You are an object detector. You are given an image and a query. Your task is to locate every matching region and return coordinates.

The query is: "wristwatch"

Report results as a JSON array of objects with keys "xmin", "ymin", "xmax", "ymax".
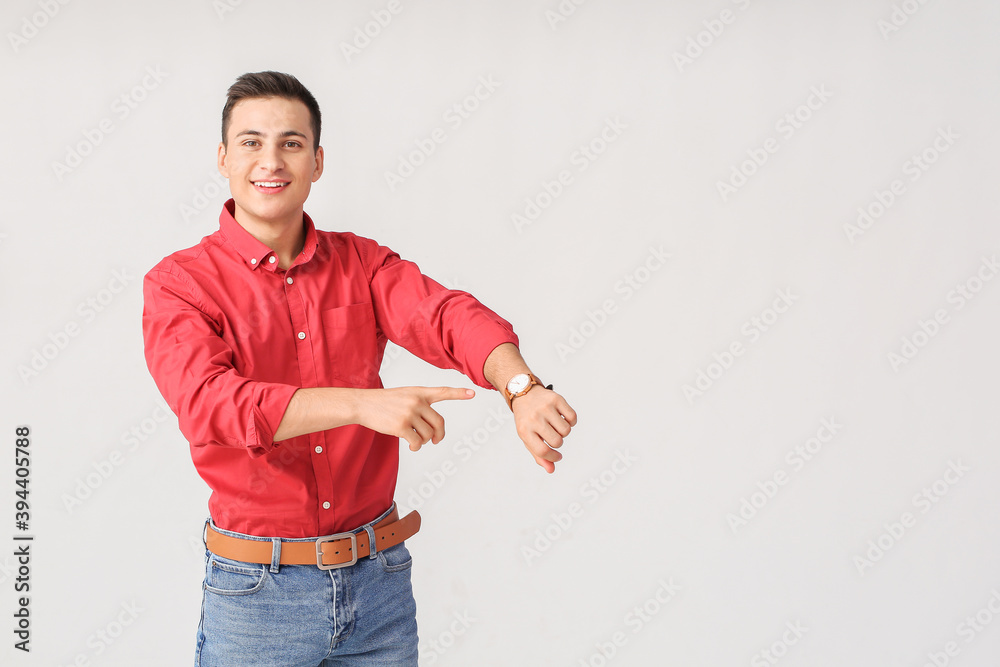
[{"xmin": 503, "ymin": 373, "xmax": 546, "ymax": 410}]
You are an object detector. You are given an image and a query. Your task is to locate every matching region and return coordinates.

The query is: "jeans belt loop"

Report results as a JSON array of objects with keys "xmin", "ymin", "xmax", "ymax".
[
  {"xmin": 270, "ymin": 537, "xmax": 282, "ymax": 573},
  {"xmin": 363, "ymin": 524, "xmax": 378, "ymax": 560}
]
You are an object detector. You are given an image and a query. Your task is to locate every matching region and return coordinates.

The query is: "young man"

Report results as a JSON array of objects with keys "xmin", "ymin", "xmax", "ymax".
[{"xmin": 142, "ymin": 71, "xmax": 576, "ymax": 665}]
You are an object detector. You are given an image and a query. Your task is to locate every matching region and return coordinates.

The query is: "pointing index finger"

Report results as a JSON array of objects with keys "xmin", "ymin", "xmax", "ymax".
[{"xmin": 427, "ymin": 386, "xmax": 476, "ymax": 403}]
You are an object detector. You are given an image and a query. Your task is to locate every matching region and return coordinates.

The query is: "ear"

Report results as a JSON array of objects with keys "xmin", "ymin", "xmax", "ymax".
[
  {"xmin": 311, "ymin": 145, "xmax": 324, "ymax": 183},
  {"xmin": 217, "ymin": 142, "xmax": 229, "ymax": 179}
]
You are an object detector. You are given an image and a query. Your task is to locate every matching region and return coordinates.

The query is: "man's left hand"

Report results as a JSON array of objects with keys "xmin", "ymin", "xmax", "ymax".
[{"xmin": 511, "ymin": 387, "xmax": 577, "ymax": 474}]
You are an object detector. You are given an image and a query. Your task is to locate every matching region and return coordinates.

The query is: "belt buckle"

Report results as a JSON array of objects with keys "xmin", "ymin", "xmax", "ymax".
[{"xmin": 315, "ymin": 532, "xmax": 358, "ymax": 570}]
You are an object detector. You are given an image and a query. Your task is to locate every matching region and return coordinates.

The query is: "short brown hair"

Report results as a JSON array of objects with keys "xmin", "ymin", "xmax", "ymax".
[{"xmin": 221, "ymin": 71, "xmax": 321, "ymax": 151}]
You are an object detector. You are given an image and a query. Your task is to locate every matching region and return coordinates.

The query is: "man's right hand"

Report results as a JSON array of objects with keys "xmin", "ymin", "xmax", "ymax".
[{"xmin": 353, "ymin": 386, "xmax": 475, "ymax": 451}]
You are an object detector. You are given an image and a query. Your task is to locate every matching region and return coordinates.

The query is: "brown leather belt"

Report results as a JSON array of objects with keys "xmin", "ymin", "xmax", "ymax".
[{"xmin": 205, "ymin": 507, "xmax": 420, "ymax": 570}]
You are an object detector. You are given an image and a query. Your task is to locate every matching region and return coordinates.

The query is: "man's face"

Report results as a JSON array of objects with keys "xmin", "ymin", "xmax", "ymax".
[{"xmin": 217, "ymin": 96, "xmax": 323, "ymax": 228}]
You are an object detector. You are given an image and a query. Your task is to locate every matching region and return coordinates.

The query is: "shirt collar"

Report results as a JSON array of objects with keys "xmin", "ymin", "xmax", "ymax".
[{"xmin": 218, "ymin": 199, "xmax": 318, "ymax": 272}]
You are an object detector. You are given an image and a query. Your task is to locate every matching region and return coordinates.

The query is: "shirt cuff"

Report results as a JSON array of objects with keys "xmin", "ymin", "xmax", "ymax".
[
  {"xmin": 467, "ymin": 325, "xmax": 520, "ymax": 390},
  {"xmin": 246, "ymin": 382, "xmax": 300, "ymax": 457}
]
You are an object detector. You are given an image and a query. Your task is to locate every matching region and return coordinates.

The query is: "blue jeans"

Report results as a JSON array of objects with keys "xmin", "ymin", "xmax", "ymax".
[{"xmin": 195, "ymin": 504, "xmax": 418, "ymax": 666}]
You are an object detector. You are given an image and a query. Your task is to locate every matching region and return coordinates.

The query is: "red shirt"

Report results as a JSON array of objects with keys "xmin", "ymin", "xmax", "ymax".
[{"xmin": 142, "ymin": 200, "xmax": 518, "ymax": 537}]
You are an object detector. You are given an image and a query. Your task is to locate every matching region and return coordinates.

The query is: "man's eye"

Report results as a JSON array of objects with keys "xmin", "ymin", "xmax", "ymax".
[
  {"xmin": 284, "ymin": 141, "xmax": 301, "ymax": 148},
  {"xmin": 242, "ymin": 140, "xmax": 259, "ymax": 147}
]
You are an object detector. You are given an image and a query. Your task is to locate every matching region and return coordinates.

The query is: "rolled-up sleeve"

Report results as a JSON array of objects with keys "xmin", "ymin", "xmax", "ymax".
[
  {"xmin": 360, "ymin": 238, "xmax": 519, "ymax": 389},
  {"xmin": 142, "ymin": 266, "xmax": 299, "ymax": 457}
]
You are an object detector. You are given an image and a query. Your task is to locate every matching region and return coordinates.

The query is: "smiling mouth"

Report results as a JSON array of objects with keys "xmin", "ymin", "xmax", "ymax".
[{"xmin": 252, "ymin": 180, "xmax": 290, "ymax": 192}]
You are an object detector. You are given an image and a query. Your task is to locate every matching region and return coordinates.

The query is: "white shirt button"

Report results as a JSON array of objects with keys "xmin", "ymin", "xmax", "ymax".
[
  {"xmin": 250, "ymin": 258, "xmax": 257, "ymax": 265},
  {"xmin": 286, "ymin": 277, "xmax": 293, "ymax": 285},
  {"xmin": 314, "ymin": 446, "xmax": 323, "ymax": 454},
  {"xmin": 322, "ymin": 502, "xmax": 331, "ymax": 509},
  {"xmin": 268, "ymin": 256, "xmax": 276, "ymax": 264},
  {"xmin": 297, "ymin": 332, "xmax": 306, "ymax": 340}
]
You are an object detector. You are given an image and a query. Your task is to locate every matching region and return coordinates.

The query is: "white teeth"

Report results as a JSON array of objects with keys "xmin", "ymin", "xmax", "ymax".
[{"xmin": 254, "ymin": 182, "xmax": 286, "ymax": 187}]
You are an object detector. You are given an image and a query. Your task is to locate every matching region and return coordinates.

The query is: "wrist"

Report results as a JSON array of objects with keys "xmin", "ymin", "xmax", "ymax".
[
  {"xmin": 343, "ymin": 387, "xmax": 364, "ymax": 426},
  {"xmin": 503, "ymin": 372, "xmax": 544, "ymax": 411}
]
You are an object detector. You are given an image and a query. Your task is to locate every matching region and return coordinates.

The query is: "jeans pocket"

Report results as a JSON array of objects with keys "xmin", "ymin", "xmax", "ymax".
[
  {"xmin": 377, "ymin": 541, "xmax": 413, "ymax": 573},
  {"xmin": 204, "ymin": 553, "xmax": 267, "ymax": 596}
]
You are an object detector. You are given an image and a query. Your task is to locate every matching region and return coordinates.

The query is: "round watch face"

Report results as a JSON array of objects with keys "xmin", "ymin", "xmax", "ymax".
[{"xmin": 507, "ymin": 374, "xmax": 530, "ymax": 394}]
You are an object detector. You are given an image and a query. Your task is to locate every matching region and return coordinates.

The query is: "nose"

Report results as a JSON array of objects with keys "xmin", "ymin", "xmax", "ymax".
[{"xmin": 258, "ymin": 144, "xmax": 285, "ymax": 172}]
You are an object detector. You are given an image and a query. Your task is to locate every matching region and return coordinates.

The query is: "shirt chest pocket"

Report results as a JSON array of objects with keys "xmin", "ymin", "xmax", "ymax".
[{"xmin": 320, "ymin": 302, "xmax": 380, "ymax": 386}]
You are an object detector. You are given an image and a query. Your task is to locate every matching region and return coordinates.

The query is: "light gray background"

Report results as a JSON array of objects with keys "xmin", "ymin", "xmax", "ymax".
[{"xmin": 3, "ymin": 1, "xmax": 999, "ymax": 665}]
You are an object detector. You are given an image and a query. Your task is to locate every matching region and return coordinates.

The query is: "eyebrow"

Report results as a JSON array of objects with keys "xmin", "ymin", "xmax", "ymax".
[{"xmin": 235, "ymin": 129, "xmax": 308, "ymax": 141}]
